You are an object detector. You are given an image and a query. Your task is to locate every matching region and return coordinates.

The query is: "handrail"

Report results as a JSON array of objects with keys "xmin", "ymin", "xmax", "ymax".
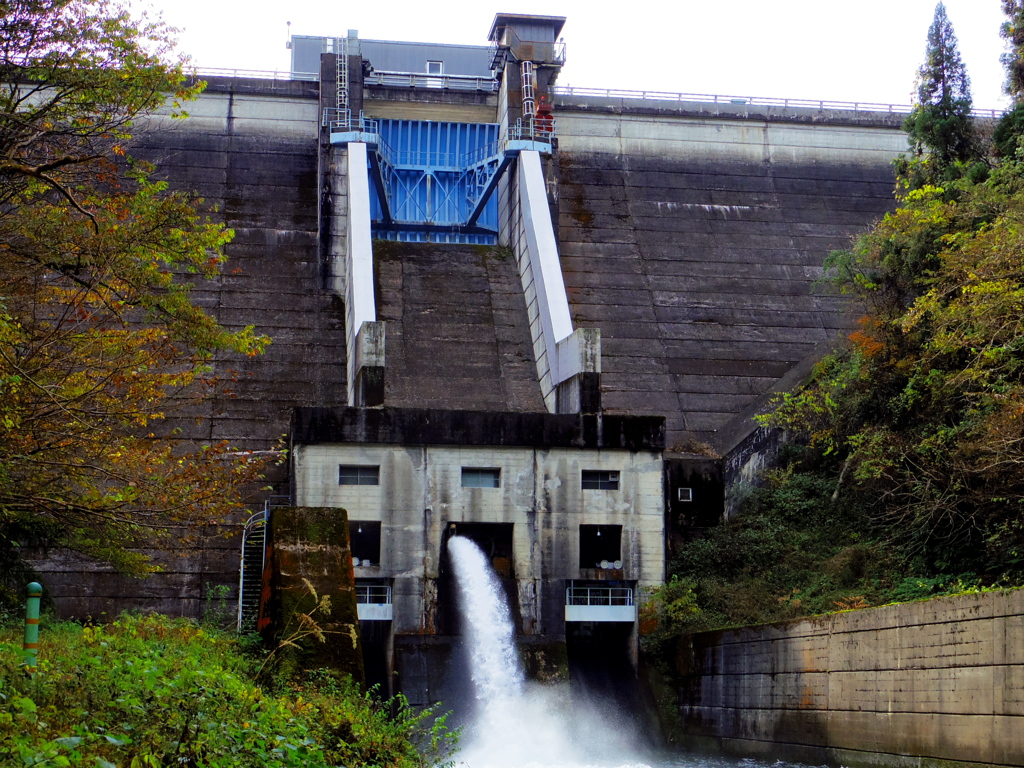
[
  {"xmin": 192, "ymin": 67, "xmax": 318, "ymax": 82},
  {"xmin": 508, "ymin": 116, "xmax": 554, "ymax": 144},
  {"xmin": 236, "ymin": 508, "xmax": 268, "ymax": 631},
  {"xmin": 323, "ymin": 108, "xmax": 379, "ymax": 134},
  {"xmin": 365, "ymin": 70, "xmax": 498, "ymax": 92},
  {"xmin": 566, "ymin": 586, "xmax": 634, "ymax": 606},
  {"xmin": 188, "ymin": 67, "xmax": 1004, "ymax": 118},
  {"xmin": 551, "ymin": 85, "xmax": 1003, "ymax": 119},
  {"xmin": 356, "ymin": 584, "xmax": 392, "ymax": 604},
  {"xmin": 464, "ymin": 139, "xmax": 502, "ymax": 167}
]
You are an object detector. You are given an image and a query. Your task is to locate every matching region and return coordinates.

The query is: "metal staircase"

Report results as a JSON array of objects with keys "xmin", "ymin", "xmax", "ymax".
[{"xmin": 237, "ymin": 508, "xmax": 267, "ymax": 632}]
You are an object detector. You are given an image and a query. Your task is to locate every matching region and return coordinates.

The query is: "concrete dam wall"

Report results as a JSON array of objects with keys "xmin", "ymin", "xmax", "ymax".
[
  {"xmin": 22, "ymin": 19, "xmax": 1021, "ymax": 757},
  {"xmin": 672, "ymin": 589, "xmax": 1024, "ymax": 768},
  {"xmin": 374, "ymin": 242, "xmax": 546, "ymax": 412},
  {"xmin": 29, "ymin": 75, "xmax": 906, "ymax": 626},
  {"xmin": 553, "ymin": 101, "xmax": 905, "ymax": 450}
]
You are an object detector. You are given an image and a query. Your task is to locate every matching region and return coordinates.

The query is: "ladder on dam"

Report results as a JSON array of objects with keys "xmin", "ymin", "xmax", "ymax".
[
  {"xmin": 237, "ymin": 508, "xmax": 267, "ymax": 632},
  {"xmin": 336, "ymin": 37, "xmax": 350, "ymax": 129}
]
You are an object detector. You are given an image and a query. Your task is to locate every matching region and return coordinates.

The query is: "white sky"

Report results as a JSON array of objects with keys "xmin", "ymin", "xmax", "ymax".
[{"xmin": 144, "ymin": 0, "xmax": 1009, "ymax": 110}]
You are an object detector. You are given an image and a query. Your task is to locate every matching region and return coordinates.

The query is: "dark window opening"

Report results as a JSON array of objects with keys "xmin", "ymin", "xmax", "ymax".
[
  {"xmin": 426, "ymin": 60, "xmax": 443, "ymax": 75},
  {"xmin": 438, "ymin": 522, "xmax": 518, "ymax": 636},
  {"xmin": 566, "ymin": 621, "xmax": 637, "ymax": 709},
  {"xmin": 350, "ymin": 521, "xmax": 381, "ymax": 566},
  {"xmin": 582, "ymin": 470, "xmax": 619, "ymax": 490},
  {"xmin": 340, "ymin": 465, "xmax": 380, "ymax": 486},
  {"xmin": 579, "ymin": 524, "xmax": 622, "ymax": 568},
  {"xmin": 678, "ymin": 487, "xmax": 693, "ymax": 502},
  {"xmin": 446, "ymin": 522, "xmax": 514, "ymax": 578},
  {"xmin": 462, "ymin": 467, "xmax": 501, "ymax": 488}
]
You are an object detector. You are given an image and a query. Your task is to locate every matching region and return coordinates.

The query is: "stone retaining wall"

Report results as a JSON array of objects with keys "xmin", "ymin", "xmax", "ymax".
[{"xmin": 674, "ymin": 589, "xmax": 1024, "ymax": 768}]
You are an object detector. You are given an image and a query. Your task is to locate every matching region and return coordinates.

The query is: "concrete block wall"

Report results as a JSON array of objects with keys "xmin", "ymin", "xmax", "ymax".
[
  {"xmin": 323, "ymin": 148, "xmax": 348, "ymax": 297},
  {"xmin": 675, "ymin": 589, "xmax": 1024, "ymax": 768},
  {"xmin": 554, "ymin": 104, "xmax": 909, "ymax": 165},
  {"xmin": 265, "ymin": 507, "xmax": 365, "ymax": 683},
  {"xmin": 135, "ymin": 79, "xmax": 345, "ymax": 448},
  {"xmin": 553, "ymin": 99, "xmax": 906, "ymax": 451},
  {"xmin": 27, "ymin": 531, "xmax": 240, "ymax": 620},
  {"xmin": 292, "ymin": 442, "xmax": 664, "ymax": 636},
  {"xmin": 363, "ymin": 85, "xmax": 498, "ymax": 124},
  {"xmin": 373, "ymin": 242, "xmax": 546, "ymax": 413}
]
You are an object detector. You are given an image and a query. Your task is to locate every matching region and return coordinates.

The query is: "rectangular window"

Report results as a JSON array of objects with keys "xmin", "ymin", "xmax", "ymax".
[
  {"xmin": 462, "ymin": 467, "xmax": 500, "ymax": 488},
  {"xmin": 339, "ymin": 465, "xmax": 380, "ymax": 486},
  {"xmin": 426, "ymin": 60, "xmax": 443, "ymax": 75},
  {"xmin": 582, "ymin": 470, "xmax": 619, "ymax": 490}
]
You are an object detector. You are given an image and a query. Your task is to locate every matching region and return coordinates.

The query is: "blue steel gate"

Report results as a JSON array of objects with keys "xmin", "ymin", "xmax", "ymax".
[{"xmin": 369, "ymin": 119, "xmax": 501, "ymax": 244}]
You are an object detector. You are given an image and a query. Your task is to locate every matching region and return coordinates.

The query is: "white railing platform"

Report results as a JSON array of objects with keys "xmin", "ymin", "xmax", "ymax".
[
  {"xmin": 365, "ymin": 71, "xmax": 498, "ymax": 92},
  {"xmin": 565, "ymin": 586, "xmax": 635, "ymax": 623},
  {"xmin": 193, "ymin": 67, "xmax": 318, "ymax": 81},
  {"xmin": 356, "ymin": 584, "xmax": 392, "ymax": 621}
]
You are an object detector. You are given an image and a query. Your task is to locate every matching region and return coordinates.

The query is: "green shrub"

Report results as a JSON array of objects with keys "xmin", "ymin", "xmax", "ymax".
[
  {"xmin": 0, "ymin": 614, "xmax": 456, "ymax": 768},
  {"xmin": 655, "ymin": 446, "xmax": 1024, "ymax": 639},
  {"xmin": 665, "ymin": 452, "xmax": 900, "ymax": 631}
]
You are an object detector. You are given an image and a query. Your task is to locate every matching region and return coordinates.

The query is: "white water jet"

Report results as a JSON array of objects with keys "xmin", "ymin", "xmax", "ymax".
[{"xmin": 447, "ymin": 535, "xmax": 650, "ymax": 768}]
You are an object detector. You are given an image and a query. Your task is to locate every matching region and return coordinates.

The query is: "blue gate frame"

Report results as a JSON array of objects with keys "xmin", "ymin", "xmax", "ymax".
[{"xmin": 328, "ymin": 113, "xmax": 553, "ymax": 245}]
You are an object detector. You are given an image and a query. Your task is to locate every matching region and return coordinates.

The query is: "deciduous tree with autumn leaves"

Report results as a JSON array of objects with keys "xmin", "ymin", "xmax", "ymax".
[
  {"xmin": 762, "ymin": 5, "xmax": 1024, "ymax": 580},
  {"xmin": 0, "ymin": 0, "xmax": 271, "ymax": 589},
  {"xmin": 656, "ymin": 7, "xmax": 1024, "ymax": 633}
]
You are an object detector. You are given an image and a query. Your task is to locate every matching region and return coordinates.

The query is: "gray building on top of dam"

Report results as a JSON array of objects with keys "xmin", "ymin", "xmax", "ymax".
[{"xmin": 29, "ymin": 13, "xmax": 909, "ymax": 697}]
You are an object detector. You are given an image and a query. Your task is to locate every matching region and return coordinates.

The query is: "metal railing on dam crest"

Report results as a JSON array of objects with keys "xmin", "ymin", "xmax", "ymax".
[{"xmin": 190, "ymin": 67, "xmax": 1004, "ymax": 119}]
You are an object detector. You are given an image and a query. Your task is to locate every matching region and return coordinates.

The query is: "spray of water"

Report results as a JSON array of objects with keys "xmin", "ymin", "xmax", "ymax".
[{"xmin": 447, "ymin": 535, "xmax": 650, "ymax": 768}]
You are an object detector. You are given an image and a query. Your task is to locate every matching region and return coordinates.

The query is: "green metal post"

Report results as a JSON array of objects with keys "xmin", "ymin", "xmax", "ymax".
[{"xmin": 23, "ymin": 582, "xmax": 42, "ymax": 675}]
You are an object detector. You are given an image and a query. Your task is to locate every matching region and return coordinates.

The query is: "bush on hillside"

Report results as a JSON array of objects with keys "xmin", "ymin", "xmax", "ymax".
[{"xmin": 645, "ymin": 447, "xmax": 1020, "ymax": 637}]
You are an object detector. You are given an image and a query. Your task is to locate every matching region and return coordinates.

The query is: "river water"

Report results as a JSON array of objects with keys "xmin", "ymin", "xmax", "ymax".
[{"xmin": 445, "ymin": 536, "xmax": 819, "ymax": 768}]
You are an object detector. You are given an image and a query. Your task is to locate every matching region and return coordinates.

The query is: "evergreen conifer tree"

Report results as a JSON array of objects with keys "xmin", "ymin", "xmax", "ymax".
[
  {"xmin": 904, "ymin": 2, "xmax": 977, "ymax": 168},
  {"xmin": 1001, "ymin": 0, "xmax": 1024, "ymax": 100},
  {"xmin": 995, "ymin": 1, "xmax": 1024, "ymax": 155}
]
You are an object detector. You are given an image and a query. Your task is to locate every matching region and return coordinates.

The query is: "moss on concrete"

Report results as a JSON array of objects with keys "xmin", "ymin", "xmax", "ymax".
[{"xmin": 266, "ymin": 506, "xmax": 365, "ymax": 686}]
